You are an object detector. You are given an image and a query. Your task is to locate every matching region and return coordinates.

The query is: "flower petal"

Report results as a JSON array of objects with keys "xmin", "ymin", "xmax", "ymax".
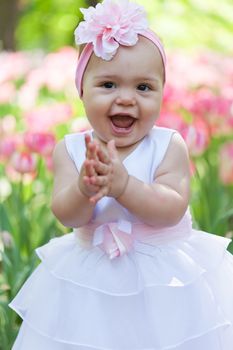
[{"xmin": 74, "ymin": 0, "xmax": 148, "ymax": 60}]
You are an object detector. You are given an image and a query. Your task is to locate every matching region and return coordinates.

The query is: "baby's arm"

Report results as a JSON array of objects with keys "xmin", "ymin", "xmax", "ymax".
[
  {"xmin": 113, "ymin": 133, "xmax": 190, "ymax": 227},
  {"xmin": 51, "ymin": 139, "xmax": 96, "ymax": 228}
]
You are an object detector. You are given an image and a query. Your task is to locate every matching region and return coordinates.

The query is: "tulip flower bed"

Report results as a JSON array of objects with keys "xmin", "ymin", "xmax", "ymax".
[{"xmin": 0, "ymin": 47, "xmax": 233, "ymax": 348}]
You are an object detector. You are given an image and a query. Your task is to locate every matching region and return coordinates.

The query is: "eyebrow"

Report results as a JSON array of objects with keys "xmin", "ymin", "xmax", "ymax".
[{"xmin": 93, "ymin": 74, "xmax": 161, "ymax": 83}]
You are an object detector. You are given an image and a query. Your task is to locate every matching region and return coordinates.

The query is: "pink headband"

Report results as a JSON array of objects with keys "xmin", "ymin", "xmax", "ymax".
[{"xmin": 74, "ymin": 1, "xmax": 166, "ymax": 96}]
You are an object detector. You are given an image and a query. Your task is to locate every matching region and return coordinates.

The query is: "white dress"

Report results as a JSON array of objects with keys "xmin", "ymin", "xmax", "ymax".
[{"xmin": 9, "ymin": 127, "xmax": 233, "ymax": 350}]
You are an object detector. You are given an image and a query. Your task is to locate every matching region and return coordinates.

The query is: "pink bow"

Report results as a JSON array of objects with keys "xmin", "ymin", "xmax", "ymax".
[{"xmin": 92, "ymin": 220, "xmax": 133, "ymax": 259}]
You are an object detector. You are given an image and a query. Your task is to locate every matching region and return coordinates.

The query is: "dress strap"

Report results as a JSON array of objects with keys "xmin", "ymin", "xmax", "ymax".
[
  {"xmin": 150, "ymin": 126, "xmax": 177, "ymax": 178},
  {"xmin": 64, "ymin": 130, "xmax": 92, "ymax": 172}
]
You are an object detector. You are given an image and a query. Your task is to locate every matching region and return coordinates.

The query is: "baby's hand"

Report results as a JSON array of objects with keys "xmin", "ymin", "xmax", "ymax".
[
  {"xmin": 89, "ymin": 140, "xmax": 129, "ymax": 203},
  {"xmin": 106, "ymin": 140, "xmax": 129, "ymax": 199},
  {"xmin": 78, "ymin": 134, "xmax": 101, "ymax": 198},
  {"xmin": 87, "ymin": 145, "xmax": 113, "ymax": 204}
]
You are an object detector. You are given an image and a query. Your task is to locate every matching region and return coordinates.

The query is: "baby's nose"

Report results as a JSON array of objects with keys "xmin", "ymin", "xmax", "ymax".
[{"xmin": 115, "ymin": 89, "xmax": 136, "ymax": 106}]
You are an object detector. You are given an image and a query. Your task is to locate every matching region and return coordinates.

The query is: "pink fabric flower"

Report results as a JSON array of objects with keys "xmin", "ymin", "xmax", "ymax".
[{"xmin": 75, "ymin": 0, "xmax": 148, "ymax": 60}]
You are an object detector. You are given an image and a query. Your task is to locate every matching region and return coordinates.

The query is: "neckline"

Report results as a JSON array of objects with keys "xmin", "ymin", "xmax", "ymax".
[
  {"xmin": 88, "ymin": 129, "xmax": 148, "ymax": 164},
  {"xmin": 122, "ymin": 136, "xmax": 147, "ymax": 164}
]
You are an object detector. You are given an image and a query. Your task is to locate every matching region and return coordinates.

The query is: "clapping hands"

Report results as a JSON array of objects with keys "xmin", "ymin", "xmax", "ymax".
[{"xmin": 78, "ymin": 134, "xmax": 129, "ymax": 204}]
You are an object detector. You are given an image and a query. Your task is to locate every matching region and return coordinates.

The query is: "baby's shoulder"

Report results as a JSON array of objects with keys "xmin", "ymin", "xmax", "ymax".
[
  {"xmin": 155, "ymin": 128, "xmax": 190, "ymax": 176},
  {"xmin": 150, "ymin": 126, "xmax": 176, "ymax": 138},
  {"xmin": 52, "ymin": 131, "xmax": 85, "ymax": 168},
  {"xmin": 60, "ymin": 131, "xmax": 92, "ymax": 172},
  {"xmin": 169, "ymin": 131, "xmax": 189, "ymax": 158},
  {"xmin": 52, "ymin": 139, "xmax": 66, "ymax": 163},
  {"xmin": 150, "ymin": 126, "xmax": 187, "ymax": 153}
]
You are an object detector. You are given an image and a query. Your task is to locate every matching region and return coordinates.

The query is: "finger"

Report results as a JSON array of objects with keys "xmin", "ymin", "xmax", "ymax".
[
  {"xmin": 86, "ymin": 142, "xmax": 94, "ymax": 160},
  {"xmin": 93, "ymin": 160, "xmax": 110, "ymax": 175},
  {"xmin": 85, "ymin": 135, "xmax": 98, "ymax": 160},
  {"xmin": 84, "ymin": 159, "xmax": 96, "ymax": 177},
  {"xmin": 83, "ymin": 176, "xmax": 100, "ymax": 192},
  {"xmin": 85, "ymin": 134, "xmax": 92, "ymax": 157},
  {"xmin": 88, "ymin": 141, "xmax": 99, "ymax": 160},
  {"xmin": 89, "ymin": 187, "xmax": 108, "ymax": 204},
  {"xmin": 107, "ymin": 139, "xmax": 118, "ymax": 160},
  {"xmin": 97, "ymin": 147, "xmax": 110, "ymax": 164},
  {"xmin": 89, "ymin": 175, "xmax": 109, "ymax": 187}
]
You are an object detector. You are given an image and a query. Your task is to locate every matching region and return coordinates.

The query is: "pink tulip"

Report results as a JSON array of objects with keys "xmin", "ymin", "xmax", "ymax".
[
  {"xmin": 177, "ymin": 89, "xmax": 212, "ymax": 115},
  {"xmin": 24, "ymin": 132, "xmax": 56, "ymax": 156},
  {"xmin": 156, "ymin": 110, "xmax": 187, "ymax": 133},
  {"xmin": 163, "ymin": 84, "xmax": 188, "ymax": 110},
  {"xmin": 221, "ymin": 84, "xmax": 233, "ymax": 101},
  {"xmin": 0, "ymin": 51, "xmax": 31, "ymax": 84},
  {"xmin": 189, "ymin": 160, "xmax": 196, "ymax": 177},
  {"xmin": 25, "ymin": 103, "xmax": 73, "ymax": 132},
  {"xmin": 26, "ymin": 67, "xmax": 46, "ymax": 90},
  {"xmin": 11, "ymin": 151, "xmax": 37, "ymax": 174},
  {"xmin": 181, "ymin": 118, "xmax": 210, "ymax": 156},
  {"xmin": 43, "ymin": 47, "xmax": 77, "ymax": 92},
  {"xmin": 0, "ymin": 82, "xmax": 16, "ymax": 104},
  {"xmin": 45, "ymin": 155, "xmax": 53, "ymax": 172},
  {"xmin": 70, "ymin": 116, "xmax": 91, "ymax": 133},
  {"xmin": 0, "ymin": 137, "xmax": 19, "ymax": 161},
  {"xmin": 0, "ymin": 115, "xmax": 16, "ymax": 137},
  {"xmin": 219, "ymin": 143, "xmax": 233, "ymax": 185},
  {"xmin": 16, "ymin": 47, "xmax": 77, "ymax": 105},
  {"xmin": 210, "ymin": 98, "xmax": 233, "ymax": 136},
  {"xmin": 166, "ymin": 51, "xmax": 227, "ymax": 90},
  {"xmin": 17, "ymin": 83, "xmax": 39, "ymax": 110},
  {"xmin": 187, "ymin": 89, "xmax": 215, "ymax": 117}
]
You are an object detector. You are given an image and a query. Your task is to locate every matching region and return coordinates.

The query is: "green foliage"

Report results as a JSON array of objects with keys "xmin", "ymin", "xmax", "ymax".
[
  {"xmin": 15, "ymin": 0, "xmax": 233, "ymax": 53},
  {"xmin": 191, "ymin": 138, "xmax": 233, "ymax": 249},
  {"xmin": 16, "ymin": 0, "xmax": 86, "ymax": 51},
  {"xmin": 0, "ymin": 161, "xmax": 67, "ymax": 349},
  {"xmin": 140, "ymin": 0, "xmax": 233, "ymax": 53},
  {"xmin": 0, "ymin": 1, "xmax": 232, "ymax": 343}
]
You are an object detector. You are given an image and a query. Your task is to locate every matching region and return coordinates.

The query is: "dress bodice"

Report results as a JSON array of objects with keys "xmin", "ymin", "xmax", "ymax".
[{"xmin": 64, "ymin": 126, "xmax": 178, "ymax": 225}]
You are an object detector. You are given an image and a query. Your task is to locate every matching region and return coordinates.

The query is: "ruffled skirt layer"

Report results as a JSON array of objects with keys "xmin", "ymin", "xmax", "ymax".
[{"xmin": 9, "ymin": 228, "xmax": 233, "ymax": 350}]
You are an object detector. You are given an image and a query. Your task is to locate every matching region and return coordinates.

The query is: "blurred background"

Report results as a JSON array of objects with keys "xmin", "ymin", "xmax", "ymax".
[
  {"xmin": 1, "ymin": 0, "xmax": 232, "ymax": 52},
  {"xmin": 0, "ymin": 0, "xmax": 233, "ymax": 348}
]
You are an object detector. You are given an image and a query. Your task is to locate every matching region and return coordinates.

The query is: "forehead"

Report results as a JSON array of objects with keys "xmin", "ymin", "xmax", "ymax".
[{"xmin": 84, "ymin": 36, "xmax": 164, "ymax": 81}]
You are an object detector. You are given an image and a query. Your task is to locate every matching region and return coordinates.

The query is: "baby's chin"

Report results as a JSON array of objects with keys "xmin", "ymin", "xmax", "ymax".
[
  {"xmin": 112, "ymin": 136, "xmax": 144, "ymax": 150},
  {"xmin": 93, "ymin": 130, "xmax": 144, "ymax": 150}
]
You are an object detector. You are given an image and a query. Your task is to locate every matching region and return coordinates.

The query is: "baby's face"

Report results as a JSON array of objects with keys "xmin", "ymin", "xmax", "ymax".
[{"xmin": 82, "ymin": 36, "xmax": 164, "ymax": 149}]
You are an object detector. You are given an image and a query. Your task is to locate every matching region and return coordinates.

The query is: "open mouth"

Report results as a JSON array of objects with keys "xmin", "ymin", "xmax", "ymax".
[{"xmin": 110, "ymin": 114, "xmax": 136, "ymax": 134}]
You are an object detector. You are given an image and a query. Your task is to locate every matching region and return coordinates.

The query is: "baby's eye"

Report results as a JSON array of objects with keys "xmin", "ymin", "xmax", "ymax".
[
  {"xmin": 137, "ymin": 84, "xmax": 151, "ymax": 92},
  {"xmin": 102, "ymin": 82, "xmax": 116, "ymax": 89}
]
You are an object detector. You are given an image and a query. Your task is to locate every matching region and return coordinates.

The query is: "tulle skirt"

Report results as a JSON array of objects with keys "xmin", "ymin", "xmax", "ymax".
[{"xmin": 9, "ymin": 224, "xmax": 233, "ymax": 350}]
